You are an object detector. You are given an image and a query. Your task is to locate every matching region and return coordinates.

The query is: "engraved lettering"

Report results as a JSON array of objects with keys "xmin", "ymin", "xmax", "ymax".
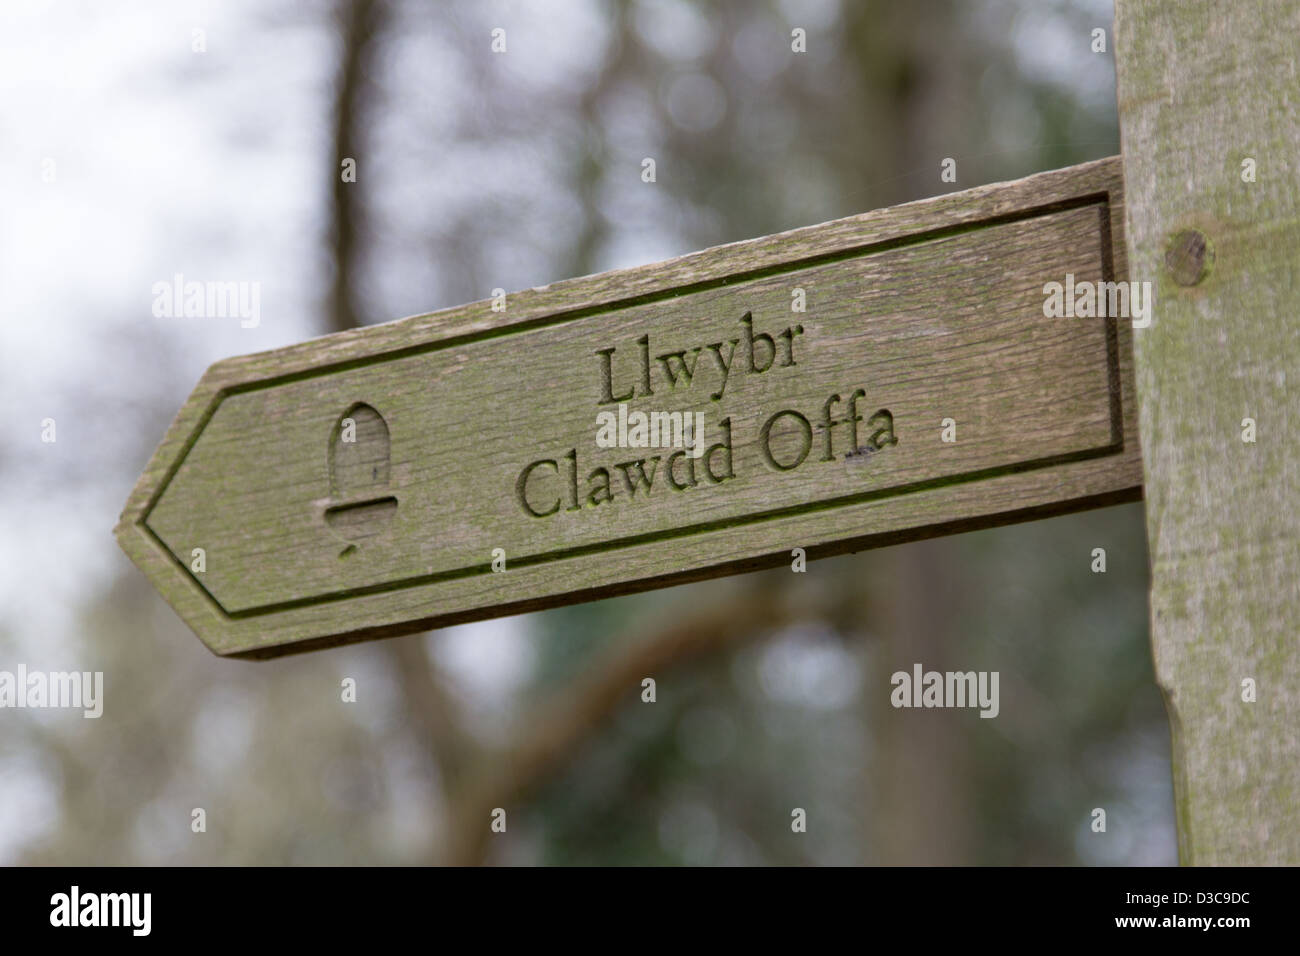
[
  {"xmin": 762, "ymin": 409, "xmax": 812, "ymax": 471},
  {"xmin": 741, "ymin": 311, "xmax": 775, "ymax": 373},
  {"xmin": 655, "ymin": 348, "xmax": 703, "ymax": 389},
  {"xmin": 778, "ymin": 324, "xmax": 804, "ymax": 367},
  {"xmin": 595, "ymin": 313, "xmax": 800, "ymax": 406},
  {"xmin": 704, "ymin": 339, "xmax": 740, "ymax": 400},
  {"xmin": 595, "ymin": 347, "xmax": 634, "ymax": 405},
  {"xmin": 637, "ymin": 334, "xmax": 652, "ymax": 397},
  {"xmin": 516, "ymin": 458, "xmax": 560, "ymax": 517},
  {"xmin": 615, "ymin": 456, "xmax": 661, "ymax": 497},
  {"xmin": 845, "ymin": 389, "xmax": 866, "ymax": 454},
  {"xmin": 587, "ymin": 467, "xmax": 614, "ymax": 507},
  {"xmin": 563, "ymin": 448, "xmax": 581, "ymax": 511},
  {"xmin": 819, "ymin": 393, "xmax": 841, "ymax": 462},
  {"xmin": 667, "ymin": 449, "xmax": 699, "ymax": 490},
  {"xmin": 866, "ymin": 409, "xmax": 897, "ymax": 450},
  {"xmin": 703, "ymin": 417, "xmax": 733, "ymax": 483}
]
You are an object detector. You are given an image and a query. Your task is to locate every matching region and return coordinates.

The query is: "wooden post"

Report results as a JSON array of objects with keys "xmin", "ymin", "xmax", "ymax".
[{"xmin": 1115, "ymin": 0, "xmax": 1300, "ymax": 863}]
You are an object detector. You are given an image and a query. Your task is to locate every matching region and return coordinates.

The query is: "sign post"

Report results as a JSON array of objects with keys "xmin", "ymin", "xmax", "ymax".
[
  {"xmin": 1115, "ymin": 0, "xmax": 1300, "ymax": 864},
  {"xmin": 117, "ymin": 158, "xmax": 1141, "ymax": 659}
]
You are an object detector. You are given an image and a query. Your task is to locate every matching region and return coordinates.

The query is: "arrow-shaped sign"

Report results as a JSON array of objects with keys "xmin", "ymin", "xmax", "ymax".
[{"xmin": 117, "ymin": 157, "xmax": 1142, "ymax": 659}]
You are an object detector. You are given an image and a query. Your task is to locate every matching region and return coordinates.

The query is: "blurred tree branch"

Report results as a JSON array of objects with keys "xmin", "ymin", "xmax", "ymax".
[
  {"xmin": 327, "ymin": 0, "xmax": 388, "ymax": 334},
  {"xmin": 440, "ymin": 580, "xmax": 806, "ymax": 866},
  {"xmin": 388, "ymin": 636, "xmax": 472, "ymax": 788}
]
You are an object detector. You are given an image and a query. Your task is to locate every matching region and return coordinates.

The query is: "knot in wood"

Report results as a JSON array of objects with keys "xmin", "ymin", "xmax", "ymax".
[{"xmin": 1165, "ymin": 229, "xmax": 1213, "ymax": 286}]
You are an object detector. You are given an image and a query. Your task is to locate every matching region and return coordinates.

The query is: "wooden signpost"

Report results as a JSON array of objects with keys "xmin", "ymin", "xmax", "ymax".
[
  {"xmin": 118, "ymin": 158, "xmax": 1140, "ymax": 660},
  {"xmin": 1114, "ymin": 0, "xmax": 1300, "ymax": 864},
  {"xmin": 115, "ymin": 0, "xmax": 1300, "ymax": 864}
]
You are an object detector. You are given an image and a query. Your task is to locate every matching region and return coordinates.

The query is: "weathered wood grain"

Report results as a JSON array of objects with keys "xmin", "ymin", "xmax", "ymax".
[
  {"xmin": 117, "ymin": 156, "xmax": 1141, "ymax": 658},
  {"xmin": 1115, "ymin": 0, "xmax": 1300, "ymax": 863}
]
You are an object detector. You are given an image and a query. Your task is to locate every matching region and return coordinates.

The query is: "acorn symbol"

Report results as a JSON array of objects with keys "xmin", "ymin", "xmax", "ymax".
[{"xmin": 324, "ymin": 403, "xmax": 397, "ymax": 556}]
